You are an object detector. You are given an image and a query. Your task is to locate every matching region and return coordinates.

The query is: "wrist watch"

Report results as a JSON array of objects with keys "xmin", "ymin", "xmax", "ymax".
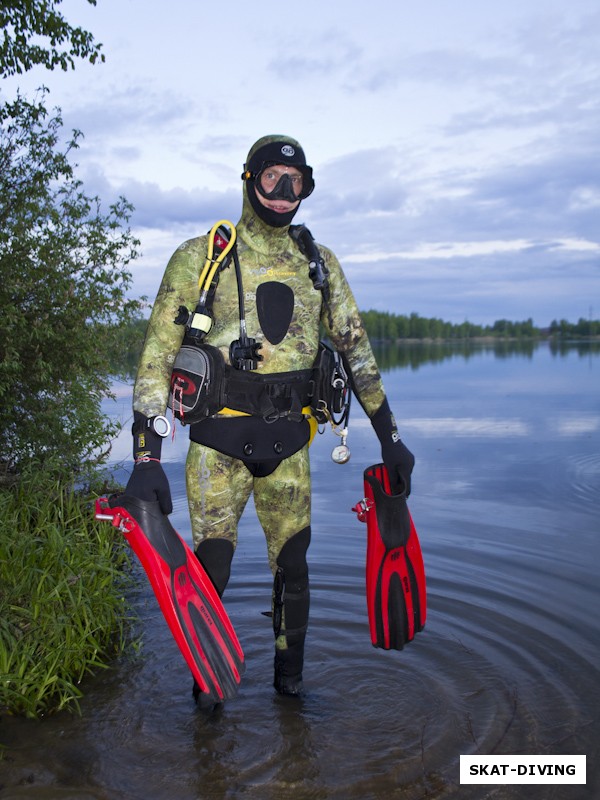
[{"xmin": 143, "ymin": 415, "xmax": 171, "ymax": 438}]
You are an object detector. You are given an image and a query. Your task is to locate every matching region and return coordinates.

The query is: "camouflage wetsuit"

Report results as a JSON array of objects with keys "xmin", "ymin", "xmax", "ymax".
[{"xmin": 131, "ymin": 135, "xmax": 412, "ymax": 694}]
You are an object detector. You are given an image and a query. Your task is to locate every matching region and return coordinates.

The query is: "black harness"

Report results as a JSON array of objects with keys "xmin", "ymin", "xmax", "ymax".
[{"xmin": 167, "ymin": 221, "xmax": 349, "ymax": 473}]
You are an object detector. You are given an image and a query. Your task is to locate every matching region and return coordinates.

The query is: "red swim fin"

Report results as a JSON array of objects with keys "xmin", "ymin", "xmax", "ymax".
[
  {"xmin": 95, "ymin": 495, "xmax": 244, "ymax": 702},
  {"xmin": 353, "ymin": 464, "xmax": 426, "ymax": 650}
]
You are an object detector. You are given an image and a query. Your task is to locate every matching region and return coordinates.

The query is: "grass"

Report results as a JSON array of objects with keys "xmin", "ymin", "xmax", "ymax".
[{"xmin": 0, "ymin": 470, "xmax": 135, "ymax": 718}]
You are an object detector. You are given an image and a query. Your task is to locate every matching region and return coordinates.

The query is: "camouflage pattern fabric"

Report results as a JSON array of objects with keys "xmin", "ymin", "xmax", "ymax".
[
  {"xmin": 185, "ymin": 441, "xmax": 311, "ymax": 562},
  {"xmin": 133, "ymin": 134, "xmax": 387, "ymax": 559}
]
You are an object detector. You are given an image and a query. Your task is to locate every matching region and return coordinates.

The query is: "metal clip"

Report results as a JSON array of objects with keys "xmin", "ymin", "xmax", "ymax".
[{"xmin": 352, "ymin": 497, "xmax": 374, "ymax": 523}]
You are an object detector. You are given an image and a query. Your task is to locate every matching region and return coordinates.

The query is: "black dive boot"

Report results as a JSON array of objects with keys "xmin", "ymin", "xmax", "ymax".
[
  {"xmin": 271, "ymin": 527, "xmax": 311, "ymax": 697},
  {"xmin": 274, "ymin": 639, "xmax": 305, "ymax": 696}
]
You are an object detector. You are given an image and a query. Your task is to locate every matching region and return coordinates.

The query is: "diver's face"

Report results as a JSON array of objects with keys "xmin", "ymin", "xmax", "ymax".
[{"xmin": 254, "ymin": 164, "xmax": 303, "ymax": 215}]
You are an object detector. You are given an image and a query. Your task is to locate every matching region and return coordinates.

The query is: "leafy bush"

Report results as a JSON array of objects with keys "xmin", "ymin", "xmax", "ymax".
[
  {"xmin": 0, "ymin": 470, "xmax": 135, "ymax": 717},
  {"xmin": 0, "ymin": 92, "xmax": 143, "ymax": 477}
]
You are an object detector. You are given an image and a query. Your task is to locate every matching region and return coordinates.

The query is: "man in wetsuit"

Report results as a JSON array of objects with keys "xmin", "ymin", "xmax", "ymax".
[{"xmin": 126, "ymin": 135, "xmax": 415, "ymax": 696}]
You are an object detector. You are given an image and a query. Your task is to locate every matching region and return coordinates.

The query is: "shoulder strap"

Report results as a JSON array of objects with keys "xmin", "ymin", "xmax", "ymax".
[
  {"xmin": 289, "ymin": 224, "xmax": 330, "ymax": 294},
  {"xmin": 174, "ymin": 220, "xmax": 236, "ymax": 342},
  {"xmin": 288, "ymin": 224, "xmax": 333, "ymax": 329},
  {"xmin": 174, "ymin": 220, "xmax": 262, "ymax": 370}
]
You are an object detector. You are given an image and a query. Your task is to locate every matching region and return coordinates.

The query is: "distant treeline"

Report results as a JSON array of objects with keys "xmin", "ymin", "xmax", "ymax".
[
  {"xmin": 361, "ymin": 310, "xmax": 600, "ymax": 341},
  {"xmin": 111, "ymin": 312, "xmax": 599, "ymax": 377},
  {"xmin": 548, "ymin": 317, "xmax": 600, "ymax": 338}
]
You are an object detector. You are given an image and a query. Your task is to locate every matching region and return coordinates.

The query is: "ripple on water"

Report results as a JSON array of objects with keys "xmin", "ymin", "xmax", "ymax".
[
  {"xmin": 2, "ymin": 493, "xmax": 598, "ymax": 798},
  {"xmin": 567, "ymin": 451, "xmax": 600, "ymax": 508}
]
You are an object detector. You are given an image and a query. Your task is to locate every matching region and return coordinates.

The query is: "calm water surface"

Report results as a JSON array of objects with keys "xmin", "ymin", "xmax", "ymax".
[{"xmin": 1, "ymin": 342, "xmax": 599, "ymax": 800}]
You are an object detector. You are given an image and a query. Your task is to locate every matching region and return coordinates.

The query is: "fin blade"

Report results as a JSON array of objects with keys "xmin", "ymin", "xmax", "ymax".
[
  {"xmin": 171, "ymin": 564, "xmax": 244, "ymax": 701},
  {"xmin": 362, "ymin": 464, "xmax": 427, "ymax": 651},
  {"xmin": 96, "ymin": 496, "xmax": 244, "ymax": 702}
]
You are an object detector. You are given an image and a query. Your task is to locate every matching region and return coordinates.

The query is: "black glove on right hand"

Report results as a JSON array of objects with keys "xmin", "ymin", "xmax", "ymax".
[
  {"xmin": 125, "ymin": 412, "xmax": 173, "ymax": 515},
  {"xmin": 125, "ymin": 460, "xmax": 173, "ymax": 515},
  {"xmin": 370, "ymin": 399, "xmax": 415, "ymax": 496}
]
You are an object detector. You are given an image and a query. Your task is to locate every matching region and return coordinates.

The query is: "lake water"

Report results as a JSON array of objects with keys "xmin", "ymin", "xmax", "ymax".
[{"xmin": 1, "ymin": 341, "xmax": 598, "ymax": 800}]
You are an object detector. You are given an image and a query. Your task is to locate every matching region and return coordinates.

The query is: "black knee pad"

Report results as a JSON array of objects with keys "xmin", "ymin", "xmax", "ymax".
[
  {"xmin": 276, "ymin": 526, "xmax": 311, "ymax": 582},
  {"xmin": 195, "ymin": 538, "xmax": 234, "ymax": 598}
]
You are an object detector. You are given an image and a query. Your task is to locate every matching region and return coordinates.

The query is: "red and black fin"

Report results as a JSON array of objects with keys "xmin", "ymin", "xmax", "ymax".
[
  {"xmin": 95, "ymin": 496, "xmax": 244, "ymax": 702},
  {"xmin": 354, "ymin": 464, "xmax": 426, "ymax": 650}
]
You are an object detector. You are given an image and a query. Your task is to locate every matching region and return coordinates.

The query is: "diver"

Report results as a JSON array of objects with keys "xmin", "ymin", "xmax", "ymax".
[{"xmin": 126, "ymin": 135, "xmax": 415, "ymax": 697}]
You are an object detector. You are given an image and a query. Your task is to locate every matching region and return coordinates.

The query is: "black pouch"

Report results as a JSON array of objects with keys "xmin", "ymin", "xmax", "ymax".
[
  {"xmin": 168, "ymin": 343, "xmax": 226, "ymax": 425},
  {"xmin": 311, "ymin": 341, "xmax": 351, "ymax": 425}
]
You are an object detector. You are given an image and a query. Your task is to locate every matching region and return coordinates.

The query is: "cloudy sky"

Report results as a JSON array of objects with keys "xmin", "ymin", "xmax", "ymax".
[{"xmin": 3, "ymin": 0, "xmax": 599, "ymax": 326}]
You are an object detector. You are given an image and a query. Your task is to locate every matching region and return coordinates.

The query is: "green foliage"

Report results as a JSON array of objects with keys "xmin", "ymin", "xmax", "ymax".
[
  {"xmin": 362, "ymin": 309, "xmax": 493, "ymax": 341},
  {"xmin": 491, "ymin": 317, "xmax": 536, "ymax": 338},
  {"xmin": 549, "ymin": 317, "xmax": 600, "ymax": 338},
  {"xmin": 0, "ymin": 0, "xmax": 104, "ymax": 77},
  {"xmin": 0, "ymin": 470, "xmax": 135, "ymax": 717},
  {"xmin": 362, "ymin": 310, "xmax": 600, "ymax": 343},
  {"xmin": 110, "ymin": 316, "xmax": 149, "ymax": 379},
  {"xmin": 362, "ymin": 310, "xmax": 551, "ymax": 341},
  {"xmin": 0, "ymin": 91, "xmax": 143, "ymax": 477}
]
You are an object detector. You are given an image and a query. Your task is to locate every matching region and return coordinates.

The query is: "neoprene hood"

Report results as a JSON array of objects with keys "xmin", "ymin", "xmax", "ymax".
[{"xmin": 242, "ymin": 135, "xmax": 315, "ymax": 228}]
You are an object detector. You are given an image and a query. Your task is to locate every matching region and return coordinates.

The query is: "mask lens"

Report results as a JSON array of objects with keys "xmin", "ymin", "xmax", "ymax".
[{"xmin": 259, "ymin": 167, "xmax": 304, "ymax": 199}]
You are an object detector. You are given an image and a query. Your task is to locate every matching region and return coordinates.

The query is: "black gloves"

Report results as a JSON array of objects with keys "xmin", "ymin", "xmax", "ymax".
[
  {"xmin": 125, "ymin": 412, "xmax": 173, "ymax": 515},
  {"xmin": 370, "ymin": 399, "xmax": 415, "ymax": 496}
]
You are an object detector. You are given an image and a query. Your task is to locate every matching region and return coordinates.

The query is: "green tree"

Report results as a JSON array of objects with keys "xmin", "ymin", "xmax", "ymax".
[
  {"xmin": 0, "ymin": 92, "xmax": 142, "ymax": 476},
  {"xmin": 0, "ymin": 0, "xmax": 104, "ymax": 77},
  {"xmin": 492, "ymin": 319, "xmax": 510, "ymax": 338},
  {"xmin": 396, "ymin": 314, "xmax": 409, "ymax": 338}
]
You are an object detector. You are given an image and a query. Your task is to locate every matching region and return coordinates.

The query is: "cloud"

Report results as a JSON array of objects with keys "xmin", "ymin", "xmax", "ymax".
[
  {"xmin": 340, "ymin": 241, "xmax": 599, "ymax": 326},
  {"xmin": 265, "ymin": 27, "xmax": 362, "ymax": 82},
  {"xmin": 464, "ymin": 143, "xmax": 600, "ymax": 241},
  {"xmin": 305, "ymin": 147, "xmax": 411, "ymax": 222},
  {"xmin": 348, "ymin": 49, "xmax": 521, "ymax": 95},
  {"xmin": 127, "ymin": 182, "xmax": 240, "ymax": 228},
  {"xmin": 61, "ymin": 83, "xmax": 193, "ymax": 140},
  {"xmin": 83, "ymin": 170, "xmax": 241, "ymax": 229},
  {"xmin": 7, "ymin": 0, "xmax": 594, "ymax": 330},
  {"xmin": 342, "ymin": 239, "xmax": 600, "ymax": 263}
]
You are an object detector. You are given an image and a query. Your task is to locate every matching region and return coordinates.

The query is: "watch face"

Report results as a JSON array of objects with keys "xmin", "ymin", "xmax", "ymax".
[
  {"xmin": 331, "ymin": 444, "xmax": 350, "ymax": 464},
  {"xmin": 152, "ymin": 416, "xmax": 170, "ymax": 437}
]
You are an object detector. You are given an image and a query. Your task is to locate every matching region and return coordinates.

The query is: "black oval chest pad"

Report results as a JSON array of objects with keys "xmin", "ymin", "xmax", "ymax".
[{"xmin": 256, "ymin": 281, "xmax": 295, "ymax": 345}]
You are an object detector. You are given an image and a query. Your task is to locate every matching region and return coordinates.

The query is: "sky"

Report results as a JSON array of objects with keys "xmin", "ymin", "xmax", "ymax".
[{"xmin": 2, "ymin": 0, "xmax": 599, "ymax": 326}]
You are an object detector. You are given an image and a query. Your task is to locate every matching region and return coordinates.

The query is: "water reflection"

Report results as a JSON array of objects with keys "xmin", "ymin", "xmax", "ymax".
[
  {"xmin": 1, "ymin": 342, "xmax": 598, "ymax": 800},
  {"xmin": 549, "ymin": 339, "xmax": 600, "ymax": 358},
  {"xmin": 372, "ymin": 337, "xmax": 599, "ymax": 371}
]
